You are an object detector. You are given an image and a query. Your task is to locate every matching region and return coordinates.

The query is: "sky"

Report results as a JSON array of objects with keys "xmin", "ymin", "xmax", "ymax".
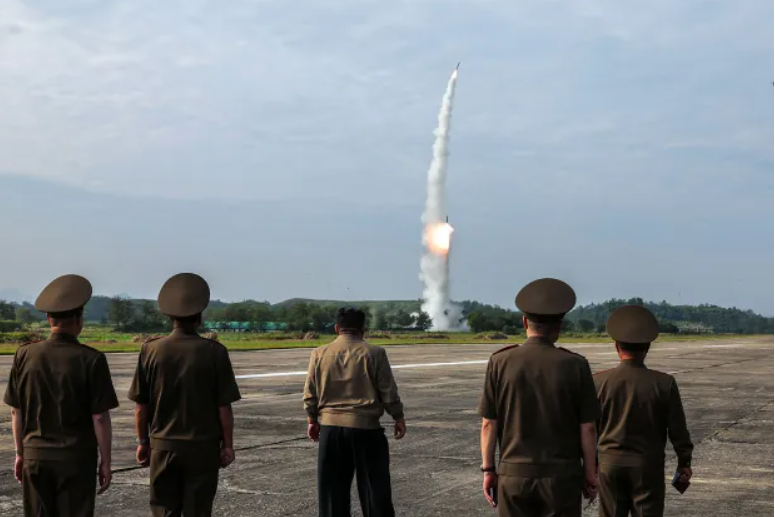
[{"xmin": 0, "ymin": 0, "xmax": 772, "ymax": 315}]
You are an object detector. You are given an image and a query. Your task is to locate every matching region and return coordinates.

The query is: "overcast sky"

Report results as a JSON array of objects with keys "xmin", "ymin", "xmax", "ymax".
[{"xmin": 0, "ymin": 0, "xmax": 772, "ymax": 315}]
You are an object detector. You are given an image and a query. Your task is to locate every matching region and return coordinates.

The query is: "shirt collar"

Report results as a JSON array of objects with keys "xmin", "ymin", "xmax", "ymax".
[
  {"xmin": 48, "ymin": 332, "xmax": 80, "ymax": 343},
  {"xmin": 171, "ymin": 327, "xmax": 199, "ymax": 337},
  {"xmin": 334, "ymin": 333, "xmax": 364, "ymax": 344},
  {"xmin": 522, "ymin": 336, "xmax": 556, "ymax": 347},
  {"xmin": 618, "ymin": 358, "xmax": 647, "ymax": 368}
]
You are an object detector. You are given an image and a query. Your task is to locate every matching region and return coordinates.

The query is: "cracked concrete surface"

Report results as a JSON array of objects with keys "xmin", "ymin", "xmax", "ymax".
[{"xmin": 0, "ymin": 336, "xmax": 771, "ymax": 516}]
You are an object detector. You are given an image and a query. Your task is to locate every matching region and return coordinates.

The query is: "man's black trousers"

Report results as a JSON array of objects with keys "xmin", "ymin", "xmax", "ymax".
[{"xmin": 317, "ymin": 425, "xmax": 395, "ymax": 517}]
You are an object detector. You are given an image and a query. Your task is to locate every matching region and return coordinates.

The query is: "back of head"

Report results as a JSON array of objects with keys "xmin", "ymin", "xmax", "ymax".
[
  {"xmin": 515, "ymin": 278, "xmax": 576, "ymax": 340},
  {"xmin": 606, "ymin": 305, "xmax": 659, "ymax": 359},
  {"xmin": 35, "ymin": 274, "xmax": 92, "ymax": 336},
  {"xmin": 157, "ymin": 273, "xmax": 210, "ymax": 332},
  {"xmin": 335, "ymin": 307, "xmax": 366, "ymax": 335}
]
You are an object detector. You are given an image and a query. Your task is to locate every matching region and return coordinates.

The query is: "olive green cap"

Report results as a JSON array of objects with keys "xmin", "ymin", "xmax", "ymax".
[
  {"xmin": 157, "ymin": 273, "xmax": 210, "ymax": 317},
  {"xmin": 606, "ymin": 305, "xmax": 659, "ymax": 344},
  {"xmin": 34, "ymin": 274, "xmax": 92, "ymax": 313},
  {"xmin": 515, "ymin": 278, "xmax": 576, "ymax": 319}
]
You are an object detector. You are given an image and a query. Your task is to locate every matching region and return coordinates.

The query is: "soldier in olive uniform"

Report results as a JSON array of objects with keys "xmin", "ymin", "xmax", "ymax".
[
  {"xmin": 3, "ymin": 274, "xmax": 119, "ymax": 517},
  {"xmin": 128, "ymin": 273, "xmax": 242, "ymax": 517},
  {"xmin": 594, "ymin": 305, "xmax": 694, "ymax": 517},
  {"xmin": 304, "ymin": 307, "xmax": 406, "ymax": 517},
  {"xmin": 479, "ymin": 278, "xmax": 600, "ymax": 517}
]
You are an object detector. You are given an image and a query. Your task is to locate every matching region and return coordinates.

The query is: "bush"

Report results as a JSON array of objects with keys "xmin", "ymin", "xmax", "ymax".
[
  {"xmin": 474, "ymin": 332, "xmax": 509, "ymax": 340},
  {"xmin": 417, "ymin": 333, "xmax": 449, "ymax": 339},
  {"xmin": 0, "ymin": 331, "xmax": 44, "ymax": 343},
  {"xmin": 303, "ymin": 331, "xmax": 320, "ymax": 340},
  {"xmin": 365, "ymin": 331, "xmax": 393, "ymax": 339},
  {"xmin": 502, "ymin": 326, "xmax": 521, "ymax": 335},
  {"xmin": 0, "ymin": 321, "xmax": 22, "ymax": 332}
]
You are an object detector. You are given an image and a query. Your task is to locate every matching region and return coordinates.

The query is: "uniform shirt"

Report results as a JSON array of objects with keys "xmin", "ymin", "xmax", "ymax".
[
  {"xmin": 128, "ymin": 329, "xmax": 242, "ymax": 452},
  {"xmin": 3, "ymin": 333, "xmax": 119, "ymax": 461},
  {"xmin": 478, "ymin": 336, "xmax": 600, "ymax": 476},
  {"xmin": 303, "ymin": 333, "xmax": 404, "ymax": 429},
  {"xmin": 594, "ymin": 359, "xmax": 693, "ymax": 468}
]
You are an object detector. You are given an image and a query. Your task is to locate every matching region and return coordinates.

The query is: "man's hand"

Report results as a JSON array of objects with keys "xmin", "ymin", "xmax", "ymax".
[
  {"xmin": 220, "ymin": 447, "xmax": 236, "ymax": 468},
  {"xmin": 677, "ymin": 467, "xmax": 692, "ymax": 481},
  {"xmin": 136, "ymin": 444, "xmax": 150, "ymax": 467},
  {"xmin": 583, "ymin": 467, "xmax": 598, "ymax": 500},
  {"xmin": 97, "ymin": 461, "xmax": 112, "ymax": 494},
  {"xmin": 394, "ymin": 418, "xmax": 406, "ymax": 440},
  {"xmin": 14, "ymin": 455, "xmax": 23, "ymax": 484},
  {"xmin": 483, "ymin": 472, "xmax": 498, "ymax": 508},
  {"xmin": 307, "ymin": 421, "xmax": 321, "ymax": 442}
]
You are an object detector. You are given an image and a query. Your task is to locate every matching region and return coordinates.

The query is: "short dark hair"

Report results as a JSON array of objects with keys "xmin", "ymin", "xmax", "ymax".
[
  {"xmin": 169, "ymin": 313, "xmax": 202, "ymax": 325},
  {"xmin": 48, "ymin": 307, "xmax": 84, "ymax": 325},
  {"xmin": 524, "ymin": 314, "xmax": 563, "ymax": 333},
  {"xmin": 336, "ymin": 307, "xmax": 366, "ymax": 330},
  {"xmin": 617, "ymin": 342, "xmax": 651, "ymax": 353}
]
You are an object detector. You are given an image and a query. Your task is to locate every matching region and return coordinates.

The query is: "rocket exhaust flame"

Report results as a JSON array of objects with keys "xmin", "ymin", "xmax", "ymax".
[
  {"xmin": 424, "ymin": 222, "xmax": 454, "ymax": 255},
  {"xmin": 419, "ymin": 65, "xmax": 465, "ymax": 331}
]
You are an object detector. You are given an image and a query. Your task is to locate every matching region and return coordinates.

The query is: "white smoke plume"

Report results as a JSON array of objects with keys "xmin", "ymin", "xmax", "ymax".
[{"xmin": 419, "ymin": 67, "xmax": 465, "ymax": 331}]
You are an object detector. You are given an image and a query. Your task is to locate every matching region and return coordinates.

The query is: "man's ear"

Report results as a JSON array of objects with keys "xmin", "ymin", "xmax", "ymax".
[{"xmin": 334, "ymin": 324, "xmax": 340, "ymax": 334}]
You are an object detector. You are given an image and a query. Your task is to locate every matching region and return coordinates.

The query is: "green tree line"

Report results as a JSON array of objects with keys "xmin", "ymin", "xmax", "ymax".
[{"xmin": 1, "ymin": 295, "xmax": 772, "ymax": 335}]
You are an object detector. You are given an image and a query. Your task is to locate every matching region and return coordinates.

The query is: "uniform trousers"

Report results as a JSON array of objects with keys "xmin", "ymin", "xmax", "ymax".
[
  {"xmin": 149, "ymin": 448, "xmax": 220, "ymax": 517},
  {"xmin": 22, "ymin": 459, "xmax": 97, "ymax": 517},
  {"xmin": 317, "ymin": 425, "xmax": 395, "ymax": 517},
  {"xmin": 597, "ymin": 464, "xmax": 665, "ymax": 517},
  {"xmin": 497, "ymin": 474, "xmax": 582, "ymax": 517}
]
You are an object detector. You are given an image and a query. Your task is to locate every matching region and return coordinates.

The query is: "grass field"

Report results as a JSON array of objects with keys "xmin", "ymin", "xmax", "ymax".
[{"xmin": 0, "ymin": 328, "xmax": 767, "ymax": 355}]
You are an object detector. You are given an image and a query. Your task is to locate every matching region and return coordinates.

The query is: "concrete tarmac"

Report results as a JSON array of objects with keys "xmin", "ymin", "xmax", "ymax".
[{"xmin": 0, "ymin": 336, "xmax": 772, "ymax": 516}]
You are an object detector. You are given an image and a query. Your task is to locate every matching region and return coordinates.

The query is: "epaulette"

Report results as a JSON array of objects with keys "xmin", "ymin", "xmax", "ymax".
[
  {"xmin": 17, "ymin": 339, "xmax": 43, "ymax": 349},
  {"xmin": 556, "ymin": 346, "xmax": 583, "ymax": 356},
  {"xmin": 492, "ymin": 344, "xmax": 520, "ymax": 355}
]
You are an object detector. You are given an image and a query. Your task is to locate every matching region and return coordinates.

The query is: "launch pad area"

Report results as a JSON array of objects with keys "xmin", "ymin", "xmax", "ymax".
[{"xmin": 0, "ymin": 337, "xmax": 772, "ymax": 516}]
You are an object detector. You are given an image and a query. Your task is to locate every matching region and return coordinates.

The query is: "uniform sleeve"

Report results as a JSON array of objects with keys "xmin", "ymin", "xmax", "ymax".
[
  {"xmin": 577, "ymin": 359, "xmax": 600, "ymax": 424},
  {"xmin": 375, "ymin": 349, "xmax": 404, "ymax": 420},
  {"xmin": 3, "ymin": 350, "xmax": 20, "ymax": 408},
  {"xmin": 127, "ymin": 350, "xmax": 149, "ymax": 404},
  {"xmin": 215, "ymin": 346, "xmax": 242, "ymax": 406},
  {"xmin": 478, "ymin": 358, "xmax": 498, "ymax": 420},
  {"xmin": 302, "ymin": 350, "xmax": 319, "ymax": 418},
  {"xmin": 667, "ymin": 378, "xmax": 693, "ymax": 468},
  {"xmin": 90, "ymin": 354, "xmax": 120, "ymax": 415}
]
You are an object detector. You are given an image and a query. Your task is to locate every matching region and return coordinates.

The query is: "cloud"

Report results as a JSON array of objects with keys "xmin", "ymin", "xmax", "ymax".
[
  {"xmin": 0, "ymin": 1, "xmax": 771, "ymax": 315},
  {"xmin": 0, "ymin": 0, "xmax": 770, "ymax": 202}
]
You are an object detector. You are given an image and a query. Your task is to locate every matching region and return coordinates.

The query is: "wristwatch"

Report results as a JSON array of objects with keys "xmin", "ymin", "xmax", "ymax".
[
  {"xmin": 136, "ymin": 437, "xmax": 150, "ymax": 445},
  {"xmin": 480, "ymin": 466, "xmax": 496, "ymax": 473}
]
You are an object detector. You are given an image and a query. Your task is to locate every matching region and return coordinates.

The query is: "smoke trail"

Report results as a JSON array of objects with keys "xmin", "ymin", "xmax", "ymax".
[{"xmin": 419, "ymin": 67, "xmax": 464, "ymax": 331}]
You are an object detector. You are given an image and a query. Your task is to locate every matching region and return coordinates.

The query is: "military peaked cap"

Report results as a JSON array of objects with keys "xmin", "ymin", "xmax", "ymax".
[
  {"xmin": 515, "ymin": 278, "xmax": 576, "ymax": 319},
  {"xmin": 34, "ymin": 274, "xmax": 92, "ymax": 313},
  {"xmin": 606, "ymin": 305, "xmax": 659, "ymax": 344},
  {"xmin": 158, "ymin": 273, "xmax": 210, "ymax": 317}
]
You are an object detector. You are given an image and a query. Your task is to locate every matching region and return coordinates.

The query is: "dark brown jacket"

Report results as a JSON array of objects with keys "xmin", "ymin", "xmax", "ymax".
[
  {"xmin": 128, "ymin": 329, "xmax": 241, "ymax": 453},
  {"xmin": 3, "ymin": 333, "xmax": 119, "ymax": 461},
  {"xmin": 594, "ymin": 359, "xmax": 693, "ymax": 468},
  {"xmin": 478, "ymin": 336, "xmax": 600, "ymax": 476}
]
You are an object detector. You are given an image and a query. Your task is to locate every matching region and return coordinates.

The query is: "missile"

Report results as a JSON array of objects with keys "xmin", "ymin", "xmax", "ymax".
[
  {"xmin": 446, "ymin": 216, "xmax": 449, "ymax": 223},
  {"xmin": 456, "ymin": 62, "xmax": 460, "ymax": 70}
]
